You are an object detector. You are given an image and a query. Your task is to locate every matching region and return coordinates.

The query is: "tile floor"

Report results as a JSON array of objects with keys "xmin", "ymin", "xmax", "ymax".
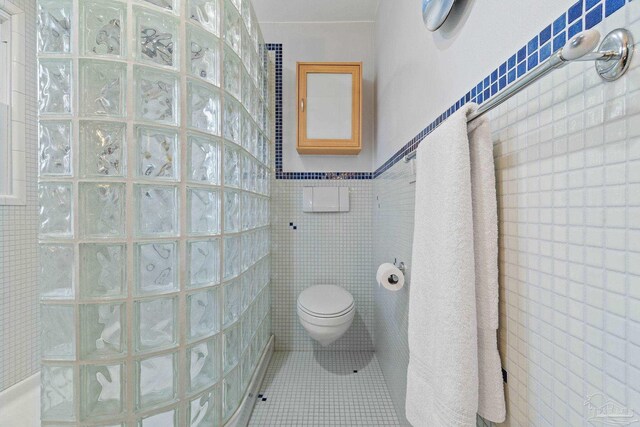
[{"xmin": 249, "ymin": 351, "xmax": 403, "ymax": 426}]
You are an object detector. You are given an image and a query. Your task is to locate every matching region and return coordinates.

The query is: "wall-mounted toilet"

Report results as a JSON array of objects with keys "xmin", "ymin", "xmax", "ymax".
[{"xmin": 297, "ymin": 285, "xmax": 355, "ymax": 346}]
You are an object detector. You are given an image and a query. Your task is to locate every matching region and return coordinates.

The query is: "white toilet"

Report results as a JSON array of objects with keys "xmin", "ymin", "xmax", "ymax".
[{"xmin": 297, "ymin": 285, "xmax": 355, "ymax": 347}]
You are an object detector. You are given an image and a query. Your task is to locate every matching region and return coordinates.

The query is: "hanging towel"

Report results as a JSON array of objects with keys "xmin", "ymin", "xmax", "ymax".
[
  {"xmin": 468, "ymin": 112, "xmax": 506, "ymax": 423},
  {"xmin": 406, "ymin": 104, "xmax": 505, "ymax": 427}
]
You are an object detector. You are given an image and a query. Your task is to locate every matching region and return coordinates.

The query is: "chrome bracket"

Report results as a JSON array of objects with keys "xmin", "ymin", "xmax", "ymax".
[
  {"xmin": 596, "ymin": 28, "xmax": 634, "ymax": 81},
  {"xmin": 393, "ymin": 259, "xmax": 407, "ymax": 274}
]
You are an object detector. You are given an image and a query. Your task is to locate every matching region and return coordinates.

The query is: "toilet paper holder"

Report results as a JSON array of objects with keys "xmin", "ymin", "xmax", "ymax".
[
  {"xmin": 388, "ymin": 259, "xmax": 406, "ymax": 285},
  {"xmin": 393, "ymin": 259, "xmax": 407, "ymax": 274}
]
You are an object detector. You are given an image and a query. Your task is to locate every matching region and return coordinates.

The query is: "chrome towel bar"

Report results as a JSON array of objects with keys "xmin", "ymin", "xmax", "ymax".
[{"xmin": 404, "ymin": 28, "xmax": 634, "ymax": 163}]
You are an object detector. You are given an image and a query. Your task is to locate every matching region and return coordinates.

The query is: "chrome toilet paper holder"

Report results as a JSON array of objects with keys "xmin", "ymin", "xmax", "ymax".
[{"xmin": 393, "ymin": 259, "xmax": 407, "ymax": 274}]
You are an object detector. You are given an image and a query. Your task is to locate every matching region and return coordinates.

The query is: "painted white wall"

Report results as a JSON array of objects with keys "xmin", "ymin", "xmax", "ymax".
[
  {"xmin": 261, "ymin": 22, "xmax": 375, "ymax": 172},
  {"xmin": 253, "ymin": 0, "xmax": 380, "ymax": 23},
  {"xmin": 374, "ymin": 0, "xmax": 576, "ymax": 168}
]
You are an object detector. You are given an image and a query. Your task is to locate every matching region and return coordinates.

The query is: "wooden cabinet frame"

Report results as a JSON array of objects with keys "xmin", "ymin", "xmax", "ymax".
[{"xmin": 296, "ymin": 62, "xmax": 362, "ymax": 155}]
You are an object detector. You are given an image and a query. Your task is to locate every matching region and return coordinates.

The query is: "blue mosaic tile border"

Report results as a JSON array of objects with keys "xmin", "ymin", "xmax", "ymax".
[
  {"xmin": 265, "ymin": 43, "xmax": 374, "ymax": 180},
  {"xmin": 373, "ymin": 0, "xmax": 630, "ymax": 178},
  {"xmin": 267, "ymin": 0, "xmax": 629, "ymax": 181}
]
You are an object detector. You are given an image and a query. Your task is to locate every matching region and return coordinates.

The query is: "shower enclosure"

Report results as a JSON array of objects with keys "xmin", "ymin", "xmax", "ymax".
[{"xmin": 37, "ymin": 0, "xmax": 272, "ymax": 424}]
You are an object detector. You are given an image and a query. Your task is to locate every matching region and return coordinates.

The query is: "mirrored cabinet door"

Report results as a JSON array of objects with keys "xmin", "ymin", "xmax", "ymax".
[{"xmin": 297, "ymin": 62, "xmax": 362, "ymax": 155}]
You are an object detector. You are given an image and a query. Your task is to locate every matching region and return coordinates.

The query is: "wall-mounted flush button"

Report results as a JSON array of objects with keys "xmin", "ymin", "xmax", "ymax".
[{"xmin": 302, "ymin": 187, "xmax": 350, "ymax": 212}]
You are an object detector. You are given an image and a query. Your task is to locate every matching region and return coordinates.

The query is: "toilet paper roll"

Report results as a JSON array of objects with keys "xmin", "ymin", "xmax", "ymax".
[{"xmin": 376, "ymin": 263, "xmax": 405, "ymax": 291}]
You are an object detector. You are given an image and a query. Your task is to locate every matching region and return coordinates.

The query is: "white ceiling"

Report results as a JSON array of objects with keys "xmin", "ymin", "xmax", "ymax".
[{"xmin": 252, "ymin": 0, "xmax": 381, "ymax": 23}]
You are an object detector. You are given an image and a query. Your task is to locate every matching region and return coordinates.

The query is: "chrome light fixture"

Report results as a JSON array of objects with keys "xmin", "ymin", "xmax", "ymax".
[{"xmin": 422, "ymin": 0, "xmax": 456, "ymax": 31}]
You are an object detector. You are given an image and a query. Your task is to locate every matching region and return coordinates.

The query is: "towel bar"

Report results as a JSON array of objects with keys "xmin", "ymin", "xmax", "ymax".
[{"xmin": 404, "ymin": 28, "xmax": 634, "ymax": 164}]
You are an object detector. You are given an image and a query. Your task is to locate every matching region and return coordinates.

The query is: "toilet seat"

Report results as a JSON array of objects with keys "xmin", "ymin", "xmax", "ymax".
[
  {"xmin": 297, "ymin": 285, "xmax": 354, "ymax": 318},
  {"xmin": 298, "ymin": 303, "xmax": 354, "ymax": 319}
]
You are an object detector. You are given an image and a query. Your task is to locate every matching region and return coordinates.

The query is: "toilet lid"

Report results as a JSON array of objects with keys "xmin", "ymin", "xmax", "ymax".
[{"xmin": 297, "ymin": 285, "xmax": 354, "ymax": 317}]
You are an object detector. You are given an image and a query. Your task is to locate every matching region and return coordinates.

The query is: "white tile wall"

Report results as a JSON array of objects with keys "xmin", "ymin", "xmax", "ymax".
[
  {"xmin": 374, "ymin": 5, "xmax": 640, "ymax": 425},
  {"xmin": 270, "ymin": 179, "xmax": 374, "ymax": 351},
  {"xmin": 0, "ymin": 0, "xmax": 38, "ymax": 393},
  {"xmin": 372, "ymin": 161, "xmax": 414, "ymax": 426}
]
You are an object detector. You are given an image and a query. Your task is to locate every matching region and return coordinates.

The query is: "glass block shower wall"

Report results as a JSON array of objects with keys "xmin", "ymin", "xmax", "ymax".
[{"xmin": 36, "ymin": 0, "xmax": 272, "ymax": 425}]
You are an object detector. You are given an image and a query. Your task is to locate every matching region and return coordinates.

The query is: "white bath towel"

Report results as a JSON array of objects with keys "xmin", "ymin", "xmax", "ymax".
[
  {"xmin": 468, "ymin": 113, "xmax": 506, "ymax": 423},
  {"xmin": 406, "ymin": 104, "xmax": 505, "ymax": 427}
]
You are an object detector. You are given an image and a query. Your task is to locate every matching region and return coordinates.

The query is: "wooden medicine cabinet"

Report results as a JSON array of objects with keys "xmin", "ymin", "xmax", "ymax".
[{"xmin": 296, "ymin": 62, "xmax": 362, "ymax": 155}]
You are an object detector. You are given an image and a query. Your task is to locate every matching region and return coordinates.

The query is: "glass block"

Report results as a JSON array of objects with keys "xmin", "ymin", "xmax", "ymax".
[
  {"xmin": 80, "ymin": 121, "xmax": 127, "ymax": 177},
  {"xmin": 223, "ymin": 366, "xmax": 239, "ymax": 421},
  {"xmin": 241, "ymin": 232, "xmax": 253, "ymax": 270},
  {"xmin": 240, "ymin": 312, "xmax": 251, "ymax": 351},
  {"xmin": 80, "ymin": 244, "xmax": 126, "ymax": 299},
  {"xmin": 188, "ymin": 289, "xmax": 220, "ymax": 341},
  {"xmin": 240, "ymin": 111, "xmax": 252, "ymax": 153},
  {"xmin": 80, "ymin": 0, "xmax": 126, "ymax": 57},
  {"xmin": 263, "ymin": 199, "xmax": 270, "ymax": 226},
  {"xmin": 39, "ymin": 244, "xmax": 74, "ymax": 299},
  {"xmin": 41, "ymin": 304, "xmax": 75, "ymax": 360},
  {"xmin": 223, "ymin": 236, "xmax": 241, "ymax": 280},
  {"xmin": 223, "ymin": 95, "xmax": 241, "ymax": 144},
  {"xmin": 247, "ymin": 122, "xmax": 258, "ymax": 158},
  {"xmin": 187, "ymin": 80, "xmax": 221, "ymax": 135},
  {"xmin": 240, "ymin": 192, "xmax": 250, "ymax": 231},
  {"xmin": 223, "ymin": 47, "xmax": 241, "ymax": 100},
  {"xmin": 135, "ymin": 7, "xmax": 178, "ymax": 68},
  {"xmin": 39, "ymin": 182, "xmax": 73, "ymax": 238},
  {"xmin": 79, "ymin": 183, "xmax": 126, "ymax": 238},
  {"xmin": 257, "ymin": 132, "xmax": 266, "ymax": 165},
  {"xmin": 136, "ymin": 353, "xmax": 176, "ymax": 409},
  {"xmin": 39, "ymin": 121, "xmax": 72, "ymax": 176},
  {"xmin": 139, "ymin": 409, "xmax": 177, "ymax": 427},
  {"xmin": 142, "ymin": 0, "xmax": 177, "ymax": 12},
  {"xmin": 249, "ymin": 85, "xmax": 259, "ymax": 121},
  {"xmin": 241, "ymin": 27, "xmax": 252, "ymax": 72},
  {"xmin": 136, "ymin": 126, "xmax": 179, "ymax": 180},
  {"xmin": 229, "ymin": 0, "xmax": 240, "ymax": 12},
  {"xmin": 253, "ymin": 170, "xmax": 262, "ymax": 199},
  {"xmin": 81, "ymin": 363, "xmax": 124, "ymax": 419},
  {"xmin": 187, "ymin": 337, "xmax": 220, "ymax": 393},
  {"xmin": 223, "ymin": 279, "xmax": 241, "ymax": 328},
  {"xmin": 188, "ymin": 26, "xmax": 220, "ymax": 87},
  {"xmin": 223, "ymin": 190, "xmax": 240, "ymax": 233},
  {"xmin": 241, "ymin": 0, "xmax": 252, "ymax": 38},
  {"xmin": 240, "ymin": 348, "xmax": 251, "ymax": 389},
  {"xmin": 240, "ymin": 153, "xmax": 250, "ymax": 191},
  {"xmin": 135, "ymin": 242, "xmax": 178, "ymax": 295},
  {"xmin": 136, "ymin": 297, "xmax": 177, "ymax": 352},
  {"xmin": 241, "ymin": 70, "xmax": 252, "ymax": 112},
  {"xmin": 188, "ymin": 188, "xmax": 220, "ymax": 235},
  {"xmin": 188, "ymin": 239, "xmax": 220, "ymax": 288},
  {"xmin": 37, "ymin": 0, "xmax": 71, "ymax": 53},
  {"xmin": 241, "ymin": 269, "xmax": 254, "ymax": 311},
  {"xmin": 135, "ymin": 185, "xmax": 179, "ymax": 237},
  {"xmin": 251, "ymin": 7, "xmax": 259, "ymax": 48},
  {"xmin": 223, "ymin": 0, "xmax": 241, "ymax": 54},
  {"xmin": 189, "ymin": 0, "xmax": 220, "ymax": 36},
  {"xmin": 41, "ymin": 365, "xmax": 74, "ymax": 421},
  {"xmin": 223, "ymin": 143, "xmax": 240, "ymax": 188},
  {"xmin": 38, "ymin": 60, "xmax": 72, "ymax": 115},
  {"xmin": 188, "ymin": 388, "xmax": 220, "ymax": 427},
  {"xmin": 135, "ymin": 67, "xmax": 179, "ymax": 125},
  {"xmin": 188, "ymin": 134, "xmax": 220, "ymax": 184},
  {"xmin": 250, "ymin": 49, "xmax": 259, "ymax": 85},
  {"xmin": 79, "ymin": 60, "xmax": 126, "ymax": 117},
  {"xmin": 80, "ymin": 303, "xmax": 126, "ymax": 359}
]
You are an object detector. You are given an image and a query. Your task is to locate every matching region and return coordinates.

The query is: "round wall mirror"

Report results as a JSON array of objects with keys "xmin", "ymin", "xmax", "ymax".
[{"xmin": 422, "ymin": 0, "xmax": 456, "ymax": 31}]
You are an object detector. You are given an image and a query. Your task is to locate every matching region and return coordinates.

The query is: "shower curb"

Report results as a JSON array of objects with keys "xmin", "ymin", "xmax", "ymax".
[{"xmin": 225, "ymin": 335, "xmax": 275, "ymax": 427}]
